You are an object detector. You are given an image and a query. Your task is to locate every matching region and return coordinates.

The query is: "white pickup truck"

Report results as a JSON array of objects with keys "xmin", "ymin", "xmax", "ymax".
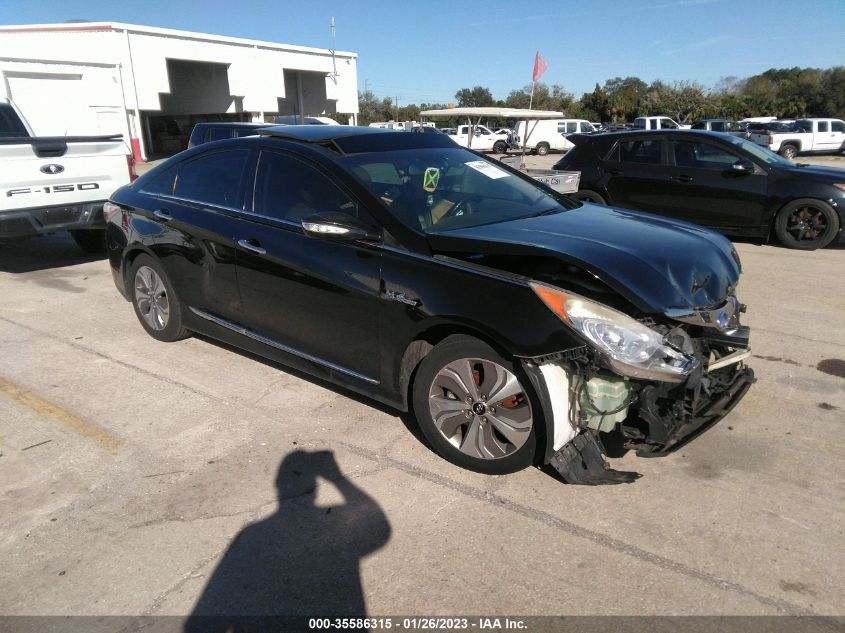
[
  {"xmin": 632, "ymin": 116, "xmax": 691, "ymax": 130},
  {"xmin": 0, "ymin": 99, "xmax": 136, "ymax": 252},
  {"xmin": 446, "ymin": 125, "xmax": 508, "ymax": 154},
  {"xmin": 749, "ymin": 118, "xmax": 845, "ymax": 159}
]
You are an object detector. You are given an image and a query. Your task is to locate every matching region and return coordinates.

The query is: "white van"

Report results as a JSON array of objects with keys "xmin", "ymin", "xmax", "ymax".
[{"xmin": 512, "ymin": 119, "xmax": 596, "ymax": 155}]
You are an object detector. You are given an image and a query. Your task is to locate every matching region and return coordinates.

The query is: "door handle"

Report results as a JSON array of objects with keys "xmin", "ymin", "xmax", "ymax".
[
  {"xmin": 153, "ymin": 209, "xmax": 173, "ymax": 221},
  {"xmin": 237, "ymin": 238, "xmax": 267, "ymax": 255},
  {"xmin": 670, "ymin": 175, "xmax": 694, "ymax": 183}
]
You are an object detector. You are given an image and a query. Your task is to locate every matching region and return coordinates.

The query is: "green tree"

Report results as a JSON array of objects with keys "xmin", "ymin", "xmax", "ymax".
[{"xmin": 454, "ymin": 86, "xmax": 495, "ymax": 107}]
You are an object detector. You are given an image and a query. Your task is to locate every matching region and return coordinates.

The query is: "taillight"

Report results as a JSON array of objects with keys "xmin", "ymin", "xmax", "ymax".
[
  {"xmin": 103, "ymin": 201, "xmax": 121, "ymax": 223},
  {"xmin": 768, "ymin": 135, "xmax": 773, "ymax": 145},
  {"xmin": 127, "ymin": 154, "xmax": 138, "ymax": 182}
]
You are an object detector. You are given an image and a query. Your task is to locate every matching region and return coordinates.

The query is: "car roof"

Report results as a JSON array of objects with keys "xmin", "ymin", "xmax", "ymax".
[
  {"xmin": 570, "ymin": 129, "xmax": 746, "ymax": 145},
  {"xmin": 256, "ymin": 124, "xmax": 395, "ymax": 143},
  {"xmin": 194, "ymin": 121, "xmax": 271, "ymax": 127}
]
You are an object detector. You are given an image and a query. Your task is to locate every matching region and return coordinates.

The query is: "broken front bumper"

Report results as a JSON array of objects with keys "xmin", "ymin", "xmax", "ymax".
[{"xmin": 625, "ymin": 364, "xmax": 755, "ymax": 457}]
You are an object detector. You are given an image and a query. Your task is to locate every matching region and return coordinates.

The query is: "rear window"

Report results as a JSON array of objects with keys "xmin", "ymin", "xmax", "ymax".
[
  {"xmin": 204, "ymin": 128, "xmax": 232, "ymax": 143},
  {"xmin": 0, "ymin": 103, "xmax": 29, "ymax": 138},
  {"xmin": 591, "ymin": 138, "xmax": 618, "ymax": 161}
]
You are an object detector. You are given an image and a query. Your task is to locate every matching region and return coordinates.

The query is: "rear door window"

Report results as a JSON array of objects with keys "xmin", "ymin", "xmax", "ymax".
[
  {"xmin": 817, "ymin": 121, "xmax": 829, "ymax": 133},
  {"xmin": 174, "ymin": 149, "xmax": 250, "ymax": 209},
  {"xmin": 618, "ymin": 139, "xmax": 663, "ymax": 164}
]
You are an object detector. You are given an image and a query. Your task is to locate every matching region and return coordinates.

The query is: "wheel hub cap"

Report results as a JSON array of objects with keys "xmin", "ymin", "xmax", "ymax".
[
  {"xmin": 134, "ymin": 266, "xmax": 170, "ymax": 331},
  {"xmin": 428, "ymin": 357, "xmax": 533, "ymax": 460}
]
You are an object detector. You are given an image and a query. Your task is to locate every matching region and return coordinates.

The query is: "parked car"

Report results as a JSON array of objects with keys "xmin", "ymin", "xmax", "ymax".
[
  {"xmin": 690, "ymin": 119, "xmax": 748, "ymax": 138},
  {"xmin": 554, "ymin": 129, "xmax": 845, "ymax": 250},
  {"xmin": 187, "ymin": 122, "xmax": 274, "ymax": 148},
  {"xmin": 749, "ymin": 118, "xmax": 845, "ymax": 159},
  {"xmin": 0, "ymin": 98, "xmax": 136, "ymax": 252},
  {"xmin": 632, "ymin": 116, "xmax": 690, "ymax": 130},
  {"xmin": 511, "ymin": 119, "xmax": 596, "ymax": 155},
  {"xmin": 744, "ymin": 120, "xmax": 796, "ymax": 137},
  {"xmin": 446, "ymin": 124, "xmax": 507, "ymax": 153},
  {"xmin": 105, "ymin": 126, "xmax": 753, "ymax": 484}
]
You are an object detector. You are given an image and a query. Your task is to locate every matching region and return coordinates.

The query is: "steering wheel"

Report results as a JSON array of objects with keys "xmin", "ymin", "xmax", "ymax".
[{"xmin": 441, "ymin": 195, "xmax": 482, "ymax": 220}]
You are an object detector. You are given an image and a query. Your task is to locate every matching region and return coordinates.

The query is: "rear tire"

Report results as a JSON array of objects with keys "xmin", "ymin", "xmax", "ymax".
[
  {"xmin": 128, "ymin": 254, "xmax": 191, "ymax": 342},
  {"xmin": 70, "ymin": 229, "xmax": 106, "ymax": 253},
  {"xmin": 573, "ymin": 190, "xmax": 607, "ymax": 205},
  {"xmin": 773, "ymin": 198, "xmax": 840, "ymax": 250},
  {"xmin": 536, "ymin": 142, "xmax": 550, "ymax": 156},
  {"xmin": 412, "ymin": 335, "xmax": 538, "ymax": 475},
  {"xmin": 778, "ymin": 144, "xmax": 798, "ymax": 160}
]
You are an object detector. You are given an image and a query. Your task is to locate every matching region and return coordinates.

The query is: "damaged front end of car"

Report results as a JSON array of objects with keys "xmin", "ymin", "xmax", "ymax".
[{"xmin": 520, "ymin": 283, "xmax": 754, "ymax": 485}]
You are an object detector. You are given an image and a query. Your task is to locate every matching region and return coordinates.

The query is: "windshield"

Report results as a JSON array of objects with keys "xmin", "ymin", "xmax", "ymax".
[
  {"xmin": 341, "ymin": 147, "xmax": 574, "ymax": 233},
  {"xmin": 722, "ymin": 135, "xmax": 792, "ymax": 166}
]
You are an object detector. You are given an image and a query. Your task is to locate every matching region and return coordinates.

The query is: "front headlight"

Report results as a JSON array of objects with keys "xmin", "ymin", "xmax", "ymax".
[{"xmin": 530, "ymin": 282, "xmax": 699, "ymax": 382}]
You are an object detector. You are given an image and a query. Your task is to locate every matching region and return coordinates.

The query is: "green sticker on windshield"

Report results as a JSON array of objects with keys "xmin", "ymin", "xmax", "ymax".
[{"xmin": 423, "ymin": 167, "xmax": 440, "ymax": 192}]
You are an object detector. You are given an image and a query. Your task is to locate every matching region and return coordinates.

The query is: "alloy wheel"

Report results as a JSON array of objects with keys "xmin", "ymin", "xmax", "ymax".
[
  {"xmin": 787, "ymin": 205, "xmax": 829, "ymax": 242},
  {"xmin": 134, "ymin": 265, "xmax": 170, "ymax": 331},
  {"xmin": 427, "ymin": 358, "xmax": 533, "ymax": 459}
]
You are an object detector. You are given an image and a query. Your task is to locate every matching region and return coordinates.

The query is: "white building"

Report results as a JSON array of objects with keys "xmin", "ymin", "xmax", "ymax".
[{"xmin": 0, "ymin": 22, "xmax": 359, "ymax": 161}]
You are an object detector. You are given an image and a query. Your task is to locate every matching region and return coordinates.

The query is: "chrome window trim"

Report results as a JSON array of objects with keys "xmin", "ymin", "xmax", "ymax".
[{"xmin": 188, "ymin": 307, "xmax": 379, "ymax": 385}]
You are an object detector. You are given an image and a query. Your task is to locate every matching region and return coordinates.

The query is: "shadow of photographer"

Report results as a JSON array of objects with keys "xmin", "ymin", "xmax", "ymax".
[{"xmin": 185, "ymin": 449, "xmax": 391, "ymax": 632}]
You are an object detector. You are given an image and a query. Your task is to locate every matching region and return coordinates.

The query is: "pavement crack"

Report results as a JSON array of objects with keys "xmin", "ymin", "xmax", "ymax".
[{"xmin": 337, "ymin": 441, "xmax": 818, "ymax": 618}]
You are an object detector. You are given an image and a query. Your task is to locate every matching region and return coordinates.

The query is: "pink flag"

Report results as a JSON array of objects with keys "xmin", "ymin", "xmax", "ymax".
[{"xmin": 532, "ymin": 52, "xmax": 548, "ymax": 82}]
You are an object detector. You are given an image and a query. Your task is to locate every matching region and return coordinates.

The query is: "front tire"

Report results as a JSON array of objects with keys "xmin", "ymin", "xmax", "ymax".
[
  {"xmin": 493, "ymin": 140, "xmax": 508, "ymax": 154},
  {"xmin": 773, "ymin": 198, "xmax": 840, "ymax": 250},
  {"xmin": 536, "ymin": 142, "xmax": 550, "ymax": 156},
  {"xmin": 412, "ymin": 335, "xmax": 538, "ymax": 474},
  {"xmin": 128, "ymin": 254, "xmax": 191, "ymax": 342},
  {"xmin": 573, "ymin": 190, "xmax": 607, "ymax": 205},
  {"xmin": 70, "ymin": 229, "xmax": 106, "ymax": 253}
]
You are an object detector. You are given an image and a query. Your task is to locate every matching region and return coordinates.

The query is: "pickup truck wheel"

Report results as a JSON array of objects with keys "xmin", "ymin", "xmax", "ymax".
[
  {"xmin": 573, "ymin": 190, "xmax": 607, "ymax": 205},
  {"xmin": 412, "ymin": 335, "xmax": 538, "ymax": 475},
  {"xmin": 129, "ymin": 254, "xmax": 191, "ymax": 342},
  {"xmin": 774, "ymin": 198, "xmax": 840, "ymax": 250},
  {"xmin": 69, "ymin": 229, "xmax": 106, "ymax": 253},
  {"xmin": 493, "ymin": 140, "xmax": 508, "ymax": 154},
  {"xmin": 536, "ymin": 142, "xmax": 550, "ymax": 156},
  {"xmin": 778, "ymin": 144, "xmax": 798, "ymax": 160}
]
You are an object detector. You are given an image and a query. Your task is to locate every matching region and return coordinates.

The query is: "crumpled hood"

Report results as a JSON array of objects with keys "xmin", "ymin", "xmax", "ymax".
[{"xmin": 427, "ymin": 204, "xmax": 741, "ymax": 313}]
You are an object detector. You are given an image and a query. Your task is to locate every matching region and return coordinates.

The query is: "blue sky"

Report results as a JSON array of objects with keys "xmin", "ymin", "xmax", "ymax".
[{"xmin": 2, "ymin": 0, "xmax": 844, "ymax": 104}]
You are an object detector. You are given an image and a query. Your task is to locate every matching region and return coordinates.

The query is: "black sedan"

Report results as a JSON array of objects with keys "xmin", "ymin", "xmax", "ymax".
[
  {"xmin": 555, "ymin": 129, "xmax": 845, "ymax": 250},
  {"xmin": 104, "ymin": 126, "xmax": 753, "ymax": 484}
]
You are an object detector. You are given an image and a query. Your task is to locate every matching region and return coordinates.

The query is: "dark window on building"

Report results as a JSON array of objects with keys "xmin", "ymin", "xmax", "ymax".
[
  {"xmin": 174, "ymin": 149, "xmax": 249, "ymax": 208},
  {"xmin": 253, "ymin": 151, "xmax": 360, "ymax": 223}
]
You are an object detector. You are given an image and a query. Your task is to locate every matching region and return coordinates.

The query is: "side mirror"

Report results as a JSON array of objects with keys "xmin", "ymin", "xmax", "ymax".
[
  {"xmin": 301, "ymin": 212, "xmax": 381, "ymax": 243},
  {"xmin": 731, "ymin": 160, "xmax": 754, "ymax": 175}
]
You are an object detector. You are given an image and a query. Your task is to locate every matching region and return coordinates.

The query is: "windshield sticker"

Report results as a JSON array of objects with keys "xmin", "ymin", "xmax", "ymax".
[
  {"xmin": 465, "ymin": 160, "xmax": 509, "ymax": 180},
  {"xmin": 423, "ymin": 167, "xmax": 440, "ymax": 192}
]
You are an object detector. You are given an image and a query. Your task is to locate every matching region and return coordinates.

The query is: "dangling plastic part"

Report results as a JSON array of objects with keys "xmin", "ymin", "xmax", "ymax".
[{"xmin": 549, "ymin": 431, "xmax": 641, "ymax": 485}]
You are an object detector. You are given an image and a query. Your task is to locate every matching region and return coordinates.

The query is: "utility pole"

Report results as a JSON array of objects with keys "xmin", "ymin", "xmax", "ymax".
[
  {"xmin": 364, "ymin": 78, "xmax": 369, "ymax": 94},
  {"xmin": 395, "ymin": 95, "xmax": 399, "ymax": 121}
]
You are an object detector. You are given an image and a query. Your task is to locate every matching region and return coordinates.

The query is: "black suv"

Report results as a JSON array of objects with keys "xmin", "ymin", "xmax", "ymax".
[
  {"xmin": 104, "ymin": 126, "xmax": 753, "ymax": 484},
  {"xmin": 555, "ymin": 129, "xmax": 845, "ymax": 249}
]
